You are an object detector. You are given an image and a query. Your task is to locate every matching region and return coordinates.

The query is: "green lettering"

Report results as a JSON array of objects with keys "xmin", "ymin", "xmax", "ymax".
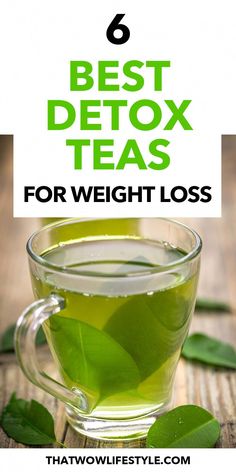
[
  {"xmin": 48, "ymin": 100, "xmax": 75, "ymax": 130},
  {"xmin": 94, "ymin": 140, "xmax": 114, "ymax": 169},
  {"xmin": 129, "ymin": 99, "xmax": 162, "ymax": 131},
  {"xmin": 116, "ymin": 140, "xmax": 147, "ymax": 169},
  {"xmin": 98, "ymin": 61, "xmax": 119, "ymax": 91},
  {"xmin": 103, "ymin": 100, "xmax": 127, "ymax": 130},
  {"xmin": 148, "ymin": 139, "xmax": 170, "ymax": 170},
  {"xmin": 146, "ymin": 61, "xmax": 171, "ymax": 91},
  {"xmin": 122, "ymin": 60, "xmax": 144, "ymax": 91},
  {"xmin": 80, "ymin": 100, "xmax": 101, "ymax": 130},
  {"xmin": 164, "ymin": 100, "xmax": 193, "ymax": 130},
  {"xmin": 66, "ymin": 139, "xmax": 90, "ymax": 169},
  {"xmin": 70, "ymin": 61, "xmax": 94, "ymax": 91}
]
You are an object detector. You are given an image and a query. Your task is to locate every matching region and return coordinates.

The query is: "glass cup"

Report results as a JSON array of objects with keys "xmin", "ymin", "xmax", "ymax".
[{"xmin": 15, "ymin": 218, "xmax": 201, "ymax": 440}]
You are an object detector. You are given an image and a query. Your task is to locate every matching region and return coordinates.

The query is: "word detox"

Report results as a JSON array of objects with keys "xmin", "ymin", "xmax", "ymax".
[
  {"xmin": 24, "ymin": 185, "xmax": 212, "ymax": 204},
  {"xmin": 47, "ymin": 60, "xmax": 193, "ymax": 171}
]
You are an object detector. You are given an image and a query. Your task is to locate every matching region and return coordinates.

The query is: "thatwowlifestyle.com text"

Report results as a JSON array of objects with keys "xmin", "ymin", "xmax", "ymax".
[{"xmin": 45, "ymin": 455, "xmax": 190, "ymax": 466}]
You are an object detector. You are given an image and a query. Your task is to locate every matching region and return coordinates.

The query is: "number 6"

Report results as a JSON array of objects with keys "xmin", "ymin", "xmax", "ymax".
[{"xmin": 106, "ymin": 14, "xmax": 130, "ymax": 45}]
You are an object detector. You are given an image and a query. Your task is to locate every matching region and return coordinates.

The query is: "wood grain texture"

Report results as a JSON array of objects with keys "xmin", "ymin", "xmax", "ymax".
[{"xmin": 0, "ymin": 135, "xmax": 235, "ymax": 448}]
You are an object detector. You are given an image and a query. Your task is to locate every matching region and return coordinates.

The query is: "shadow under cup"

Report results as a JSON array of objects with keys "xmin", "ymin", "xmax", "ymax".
[{"xmin": 15, "ymin": 218, "xmax": 202, "ymax": 440}]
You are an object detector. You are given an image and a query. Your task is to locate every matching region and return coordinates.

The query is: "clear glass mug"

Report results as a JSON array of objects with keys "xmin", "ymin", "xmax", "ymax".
[{"xmin": 15, "ymin": 218, "xmax": 201, "ymax": 440}]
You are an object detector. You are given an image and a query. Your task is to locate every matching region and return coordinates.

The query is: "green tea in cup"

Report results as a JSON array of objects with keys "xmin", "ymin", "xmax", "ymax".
[{"xmin": 15, "ymin": 218, "xmax": 201, "ymax": 440}]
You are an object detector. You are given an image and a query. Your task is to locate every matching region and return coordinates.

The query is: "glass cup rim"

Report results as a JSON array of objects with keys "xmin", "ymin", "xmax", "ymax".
[{"xmin": 27, "ymin": 217, "xmax": 202, "ymax": 278}]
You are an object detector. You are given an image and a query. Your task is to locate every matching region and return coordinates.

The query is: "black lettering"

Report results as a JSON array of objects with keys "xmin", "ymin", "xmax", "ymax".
[
  {"xmin": 35, "ymin": 186, "xmax": 52, "ymax": 202},
  {"xmin": 24, "ymin": 186, "xmax": 35, "ymax": 202},
  {"xmin": 93, "ymin": 187, "xmax": 105, "ymax": 202},
  {"xmin": 200, "ymin": 185, "xmax": 212, "ymax": 202},
  {"xmin": 188, "ymin": 186, "xmax": 200, "ymax": 202},
  {"xmin": 45, "ymin": 456, "xmax": 52, "ymax": 465},
  {"xmin": 106, "ymin": 14, "xmax": 130, "ymax": 45},
  {"xmin": 171, "ymin": 186, "xmax": 187, "ymax": 202},
  {"xmin": 111, "ymin": 186, "xmax": 126, "ymax": 202},
  {"xmin": 160, "ymin": 186, "xmax": 171, "ymax": 202},
  {"xmin": 172, "ymin": 456, "xmax": 181, "ymax": 464},
  {"xmin": 74, "ymin": 456, "xmax": 86, "ymax": 465},
  {"xmin": 52, "ymin": 456, "xmax": 61, "ymax": 464},
  {"xmin": 71, "ymin": 186, "xmax": 93, "ymax": 202},
  {"xmin": 54, "ymin": 186, "xmax": 66, "ymax": 202},
  {"xmin": 182, "ymin": 456, "xmax": 190, "ymax": 465},
  {"xmin": 105, "ymin": 186, "xmax": 111, "ymax": 202},
  {"xmin": 128, "ymin": 186, "xmax": 143, "ymax": 202},
  {"xmin": 143, "ymin": 186, "xmax": 155, "ymax": 202}
]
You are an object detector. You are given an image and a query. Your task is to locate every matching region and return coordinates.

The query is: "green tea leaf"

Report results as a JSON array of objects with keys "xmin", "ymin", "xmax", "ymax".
[
  {"xmin": 105, "ymin": 298, "xmax": 169, "ymax": 379},
  {"xmin": 104, "ymin": 277, "xmax": 196, "ymax": 380},
  {"xmin": 0, "ymin": 393, "xmax": 56, "ymax": 445},
  {"xmin": 0, "ymin": 324, "xmax": 46, "ymax": 353},
  {"xmin": 182, "ymin": 333, "xmax": 236, "ymax": 368},
  {"xmin": 196, "ymin": 298, "xmax": 231, "ymax": 313},
  {"xmin": 49, "ymin": 315, "xmax": 140, "ymax": 406},
  {"xmin": 147, "ymin": 405, "xmax": 220, "ymax": 448},
  {"xmin": 0, "ymin": 325, "xmax": 16, "ymax": 352}
]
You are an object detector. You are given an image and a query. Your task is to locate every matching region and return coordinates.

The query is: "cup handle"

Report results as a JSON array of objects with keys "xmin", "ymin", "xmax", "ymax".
[{"xmin": 14, "ymin": 293, "xmax": 89, "ymax": 413}]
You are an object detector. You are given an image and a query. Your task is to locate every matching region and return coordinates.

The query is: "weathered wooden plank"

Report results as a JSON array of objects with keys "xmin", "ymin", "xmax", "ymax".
[{"xmin": 1, "ymin": 344, "xmax": 235, "ymax": 448}]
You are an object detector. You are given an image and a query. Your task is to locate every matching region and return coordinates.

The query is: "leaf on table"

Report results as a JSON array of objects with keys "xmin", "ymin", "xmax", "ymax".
[
  {"xmin": 49, "ymin": 315, "xmax": 140, "ymax": 403},
  {"xmin": 195, "ymin": 298, "xmax": 231, "ymax": 313},
  {"xmin": 0, "ymin": 325, "xmax": 16, "ymax": 352},
  {"xmin": 36, "ymin": 326, "xmax": 47, "ymax": 345},
  {"xmin": 182, "ymin": 333, "xmax": 236, "ymax": 369},
  {"xmin": 0, "ymin": 393, "xmax": 56, "ymax": 445},
  {"xmin": 147, "ymin": 405, "xmax": 220, "ymax": 448},
  {"xmin": 0, "ymin": 324, "xmax": 46, "ymax": 353}
]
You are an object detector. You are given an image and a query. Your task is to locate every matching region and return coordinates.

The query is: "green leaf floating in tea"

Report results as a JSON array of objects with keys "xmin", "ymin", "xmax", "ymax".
[
  {"xmin": 182, "ymin": 333, "xmax": 236, "ymax": 369},
  {"xmin": 146, "ymin": 276, "xmax": 198, "ymax": 331},
  {"xmin": 104, "ymin": 276, "xmax": 197, "ymax": 380},
  {"xmin": 0, "ymin": 393, "xmax": 56, "ymax": 445},
  {"xmin": 147, "ymin": 405, "xmax": 220, "ymax": 448},
  {"xmin": 48, "ymin": 315, "xmax": 140, "ymax": 404}
]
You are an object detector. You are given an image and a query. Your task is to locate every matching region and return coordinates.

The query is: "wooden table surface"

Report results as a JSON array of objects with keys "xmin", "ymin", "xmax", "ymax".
[{"xmin": 0, "ymin": 135, "xmax": 235, "ymax": 448}]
